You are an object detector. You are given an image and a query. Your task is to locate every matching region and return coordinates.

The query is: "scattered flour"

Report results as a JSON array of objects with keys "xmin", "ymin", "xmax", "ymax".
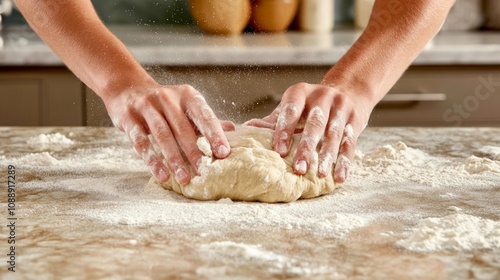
[
  {"xmin": 15, "ymin": 152, "xmax": 59, "ymax": 166},
  {"xmin": 197, "ymin": 241, "xmax": 332, "ymax": 276},
  {"xmin": 479, "ymin": 145, "xmax": 500, "ymax": 160},
  {"xmin": 464, "ymin": 156, "xmax": 500, "ymax": 174},
  {"xmin": 361, "ymin": 141, "xmax": 429, "ymax": 174},
  {"xmin": 396, "ymin": 214, "xmax": 500, "ymax": 252},
  {"xmin": 27, "ymin": 133, "xmax": 74, "ymax": 146},
  {"xmin": 75, "ymin": 199, "xmax": 371, "ymax": 239},
  {"xmin": 4, "ymin": 128, "xmax": 500, "ymax": 262}
]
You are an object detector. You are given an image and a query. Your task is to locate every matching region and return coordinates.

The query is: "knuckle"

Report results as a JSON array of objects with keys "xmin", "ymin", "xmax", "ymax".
[
  {"xmin": 154, "ymin": 126, "xmax": 172, "ymax": 142},
  {"xmin": 180, "ymin": 84, "xmax": 196, "ymax": 93},
  {"xmin": 307, "ymin": 109, "xmax": 326, "ymax": 130},
  {"xmin": 167, "ymin": 155, "xmax": 185, "ymax": 170},
  {"xmin": 133, "ymin": 137, "xmax": 150, "ymax": 151},
  {"xmin": 315, "ymin": 87, "xmax": 333, "ymax": 99},
  {"xmin": 341, "ymin": 135, "xmax": 356, "ymax": 149},
  {"xmin": 294, "ymin": 82, "xmax": 309, "ymax": 90},
  {"xmin": 299, "ymin": 137, "xmax": 316, "ymax": 156},
  {"xmin": 185, "ymin": 148, "xmax": 202, "ymax": 162},
  {"xmin": 325, "ymin": 124, "xmax": 343, "ymax": 141}
]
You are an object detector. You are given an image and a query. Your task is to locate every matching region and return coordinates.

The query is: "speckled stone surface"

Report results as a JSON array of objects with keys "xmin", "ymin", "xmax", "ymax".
[
  {"xmin": 1, "ymin": 26, "xmax": 500, "ymax": 66},
  {"xmin": 0, "ymin": 126, "xmax": 499, "ymax": 279}
]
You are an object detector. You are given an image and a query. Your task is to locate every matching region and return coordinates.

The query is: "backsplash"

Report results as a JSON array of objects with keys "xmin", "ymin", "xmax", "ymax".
[
  {"xmin": 3, "ymin": 0, "xmax": 352, "ymax": 26},
  {"xmin": 3, "ymin": 0, "xmax": 194, "ymax": 25}
]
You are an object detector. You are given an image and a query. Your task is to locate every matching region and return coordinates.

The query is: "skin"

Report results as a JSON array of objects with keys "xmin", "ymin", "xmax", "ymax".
[
  {"xmin": 17, "ymin": 0, "xmax": 455, "ymax": 185},
  {"xmin": 246, "ymin": 0, "xmax": 455, "ymax": 183},
  {"xmin": 16, "ymin": 0, "xmax": 234, "ymax": 185}
]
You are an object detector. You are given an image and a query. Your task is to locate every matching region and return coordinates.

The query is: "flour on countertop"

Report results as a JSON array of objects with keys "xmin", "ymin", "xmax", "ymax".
[
  {"xmin": 464, "ymin": 155, "xmax": 500, "ymax": 174},
  {"xmin": 396, "ymin": 214, "xmax": 500, "ymax": 252},
  {"xmin": 4, "ymin": 128, "xmax": 500, "ymax": 255},
  {"xmin": 479, "ymin": 145, "xmax": 500, "ymax": 160},
  {"xmin": 197, "ymin": 241, "xmax": 333, "ymax": 277},
  {"xmin": 27, "ymin": 133, "xmax": 74, "ymax": 146},
  {"xmin": 361, "ymin": 141, "xmax": 429, "ymax": 172}
]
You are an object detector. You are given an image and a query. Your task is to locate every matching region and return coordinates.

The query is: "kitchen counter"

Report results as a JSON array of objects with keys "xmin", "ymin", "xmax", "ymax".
[
  {"xmin": 0, "ymin": 126, "xmax": 499, "ymax": 279},
  {"xmin": 1, "ymin": 26, "xmax": 500, "ymax": 66}
]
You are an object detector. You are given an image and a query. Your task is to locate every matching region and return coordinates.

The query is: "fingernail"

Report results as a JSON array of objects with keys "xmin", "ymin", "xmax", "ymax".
[
  {"xmin": 217, "ymin": 145, "xmax": 230, "ymax": 157},
  {"xmin": 157, "ymin": 167, "xmax": 170, "ymax": 182},
  {"xmin": 318, "ymin": 160, "xmax": 330, "ymax": 177},
  {"xmin": 277, "ymin": 142, "xmax": 287, "ymax": 155},
  {"xmin": 339, "ymin": 167, "xmax": 346, "ymax": 182},
  {"xmin": 175, "ymin": 168, "xmax": 190, "ymax": 184},
  {"xmin": 295, "ymin": 160, "xmax": 307, "ymax": 175}
]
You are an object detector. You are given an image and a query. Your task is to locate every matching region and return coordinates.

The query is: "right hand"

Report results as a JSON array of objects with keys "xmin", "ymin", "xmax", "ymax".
[{"xmin": 103, "ymin": 83, "xmax": 234, "ymax": 185}]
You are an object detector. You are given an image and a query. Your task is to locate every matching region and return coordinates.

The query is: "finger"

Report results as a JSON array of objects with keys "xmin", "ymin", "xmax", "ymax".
[
  {"xmin": 220, "ymin": 120, "xmax": 236, "ymax": 132},
  {"xmin": 126, "ymin": 123, "xmax": 170, "ymax": 183},
  {"xmin": 146, "ymin": 110, "xmax": 194, "ymax": 185},
  {"xmin": 293, "ymin": 105, "xmax": 329, "ymax": 175},
  {"xmin": 147, "ymin": 99, "xmax": 203, "ymax": 179},
  {"xmin": 186, "ymin": 94, "xmax": 230, "ymax": 159},
  {"xmin": 243, "ymin": 118, "xmax": 275, "ymax": 129},
  {"xmin": 334, "ymin": 123, "xmax": 357, "ymax": 183},
  {"xmin": 273, "ymin": 85, "xmax": 308, "ymax": 157},
  {"xmin": 244, "ymin": 105, "xmax": 281, "ymax": 128},
  {"xmin": 318, "ymin": 110, "xmax": 346, "ymax": 178},
  {"xmin": 261, "ymin": 105, "xmax": 281, "ymax": 124}
]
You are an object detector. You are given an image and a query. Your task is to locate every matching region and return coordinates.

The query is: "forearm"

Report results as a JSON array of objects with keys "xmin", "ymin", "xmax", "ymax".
[
  {"xmin": 16, "ymin": 0, "xmax": 156, "ymax": 101},
  {"xmin": 323, "ymin": 0, "xmax": 455, "ymax": 108}
]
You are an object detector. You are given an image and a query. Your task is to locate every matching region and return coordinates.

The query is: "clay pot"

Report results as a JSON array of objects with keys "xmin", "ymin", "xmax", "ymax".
[
  {"xmin": 250, "ymin": 0, "xmax": 299, "ymax": 33},
  {"xmin": 189, "ymin": 0, "xmax": 251, "ymax": 35}
]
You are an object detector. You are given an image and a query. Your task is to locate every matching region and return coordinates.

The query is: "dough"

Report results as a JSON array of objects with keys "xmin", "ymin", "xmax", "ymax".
[{"xmin": 154, "ymin": 126, "xmax": 337, "ymax": 203}]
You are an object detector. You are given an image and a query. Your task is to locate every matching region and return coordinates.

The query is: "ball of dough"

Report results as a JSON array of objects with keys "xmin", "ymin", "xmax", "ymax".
[{"xmin": 154, "ymin": 126, "xmax": 337, "ymax": 203}]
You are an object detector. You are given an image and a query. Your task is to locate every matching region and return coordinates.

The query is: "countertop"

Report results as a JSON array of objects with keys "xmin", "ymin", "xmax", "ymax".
[
  {"xmin": 1, "ymin": 26, "xmax": 500, "ymax": 66},
  {"xmin": 0, "ymin": 126, "xmax": 499, "ymax": 279}
]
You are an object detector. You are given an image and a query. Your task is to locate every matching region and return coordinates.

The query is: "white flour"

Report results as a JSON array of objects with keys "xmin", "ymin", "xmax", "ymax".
[
  {"xmin": 5, "ymin": 128, "xmax": 500, "ymax": 258},
  {"xmin": 27, "ymin": 133, "xmax": 74, "ymax": 146},
  {"xmin": 479, "ymin": 145, "xmax": 500, "ymax": 160},
  {"xmin": 464, "ymin": 155, "xmax": 500, "ymax": 174},
  {"xmin": 397, "ymin": 214, "xmax": 500, "ymax": 252},
  {"xmin": 197, "ymin": 241, "xmax": 333, "ymax": 277}
]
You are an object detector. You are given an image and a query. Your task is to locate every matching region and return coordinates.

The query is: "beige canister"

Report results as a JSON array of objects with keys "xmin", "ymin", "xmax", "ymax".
[{"xmin": 298, "ymin": 0, "xmax": 334, "ymax": 32}]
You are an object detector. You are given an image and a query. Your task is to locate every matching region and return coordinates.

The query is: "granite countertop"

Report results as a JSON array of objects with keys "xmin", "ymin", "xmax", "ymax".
[
  {"xmin": 0, "ymin": 126, "xmax": 499, "ymax": 279},
  {"xmin": 1, "ymin": 26, "xmax": 500, "ymax": 66}
]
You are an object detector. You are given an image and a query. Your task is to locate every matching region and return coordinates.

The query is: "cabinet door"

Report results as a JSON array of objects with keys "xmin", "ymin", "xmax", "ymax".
[
  {"xmin": 371, "ymin": 66, "xmax": 500, "ymax": 126},
  {"xmin": 0, "ymin": 80, "xmax": 42, "ymax": 126},
  {"xmin": 84, "ymin": 66, "xmax": 500, "ymax": 127},
  {"xmin": 0, "ymin": 68, "xmax": 84, "ymax": 126}
]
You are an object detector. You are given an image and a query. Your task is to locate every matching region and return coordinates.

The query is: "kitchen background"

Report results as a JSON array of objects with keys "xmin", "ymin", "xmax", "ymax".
[{"xmin": 1, "ymin": 0, "xmax": 499, "ymax": 127}]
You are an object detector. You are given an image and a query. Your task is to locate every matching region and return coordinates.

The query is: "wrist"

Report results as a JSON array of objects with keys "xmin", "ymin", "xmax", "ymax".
[
  {"xmin": 321, "ymin": 67, "xmax": 380, "ymax": 111},
  {"xmin": 97, "ymin": 71, "xmax": 159, "ymax": 104}
]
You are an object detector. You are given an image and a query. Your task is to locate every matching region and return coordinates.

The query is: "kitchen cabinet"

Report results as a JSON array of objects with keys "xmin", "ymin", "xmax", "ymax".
[
  {"xmin": 1, "ymin": 66, "xmax": 498, "ymax": 127},
  {"xmin": 0, "ymin": 67, "xmax": 84, "ymax": 126},
  {"xmin": 86, "ymin": 65, "xmax": 500, "ymax": 127}
]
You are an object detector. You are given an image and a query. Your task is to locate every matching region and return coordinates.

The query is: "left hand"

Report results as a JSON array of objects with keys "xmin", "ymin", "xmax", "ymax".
[{"xmin": 245, "ymin": 82, "xmax": 374, "ymax": 183}]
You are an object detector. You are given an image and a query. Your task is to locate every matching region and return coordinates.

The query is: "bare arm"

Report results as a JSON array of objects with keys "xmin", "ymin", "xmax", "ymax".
[
  {"xmin": 248, "ymin": 0, "xmax": 455, "ymax": 183},
  {"xmin": 16, "ymin": 0, "xmax": 233, "ymax": 185}
]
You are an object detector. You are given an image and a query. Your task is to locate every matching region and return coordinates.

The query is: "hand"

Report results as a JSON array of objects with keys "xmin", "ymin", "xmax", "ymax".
[
  {"xmin": 246, "ymin": 82, "xmax": 373, "ymax": 183},
  {"xmin": 103, "ymin": 83, "xmax": 234, "ymax": 185}
]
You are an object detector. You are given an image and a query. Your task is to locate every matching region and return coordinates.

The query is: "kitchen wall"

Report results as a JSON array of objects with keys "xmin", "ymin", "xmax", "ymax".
[
  {"xmin": 3, "ymin": 0, "xmax": 194, "ymax": 25},
  {"xmin": 4, "ymin": 0, "xmax": 353, "ymax": 26}
]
